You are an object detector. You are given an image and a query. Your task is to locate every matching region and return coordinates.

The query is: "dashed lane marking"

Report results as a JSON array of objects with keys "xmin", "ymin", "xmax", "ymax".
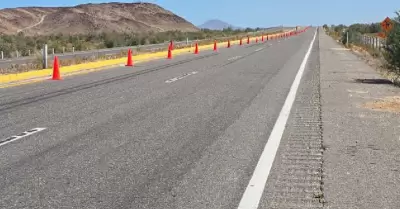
[
  {"xmin": 228, "ymin": 56, "xmax": 242, "ymax": 61},
  {"xmin": 165, "ymin": 71, "xmax": 198, "ymax": 84},
  {"xmin": 254, "ymin": 48, "xmax": 264, "ymax": 52},
  {"xmin": 0, "ymin": 128, "xmax": 47, "ymax": 147}
]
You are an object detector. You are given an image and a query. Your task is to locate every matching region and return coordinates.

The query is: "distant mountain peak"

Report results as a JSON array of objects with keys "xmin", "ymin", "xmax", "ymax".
[{"xmin": 198, "ymin": 19, "xmax": 237, "ymax": 30}]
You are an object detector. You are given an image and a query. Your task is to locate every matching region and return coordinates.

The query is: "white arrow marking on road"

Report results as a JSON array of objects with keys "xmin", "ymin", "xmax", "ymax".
[
  {"xmin": 165, "ymin": 71, "xmax": 198, "ymax": 84},
  {"xmin": 0, "ymin": 128, "xmax": 47, "ymax": 147},
  {"xmin": 237, "ymin": 29, "xmax": 318, "ymax": 209}
]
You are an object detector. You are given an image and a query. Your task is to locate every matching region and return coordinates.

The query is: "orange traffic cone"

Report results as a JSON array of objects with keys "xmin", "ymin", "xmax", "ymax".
[
  {"xmin": 52, "ymin": 56, "xmax": 61, "ymax": 80},
  {"xmin": 240, "ymin": 38, "xmax": 243, "ymax": 45},
  {"xmin": 262, "ymin": 35, "xmax": 264, "ymax": 42},
  {"xmin": 256, "ymin": 37, "xmax": 258, "ymax": 43},
  {"xmin": 227, "ymin": 40, "xmax": 231, "ymax": 48},
  {"xmin": 126, "ymin": 49, "xmax": 133, "ymax": 66},
  {"xmin": 213, "ymin": 40, "xmax": 217, "ymax": 51},
  {"xmin": 194, "ymin": 42, "xmax": 199, "ymax": 54},
  {"xmin": 167, "ymin": 47, "xmax": 172, "ymax": 59}
]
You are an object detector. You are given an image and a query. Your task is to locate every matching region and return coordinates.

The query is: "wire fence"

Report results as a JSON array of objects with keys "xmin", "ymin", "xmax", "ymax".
[{"xmin": 346, "ymin": 31, "xmax": 386, "ymax": 51}]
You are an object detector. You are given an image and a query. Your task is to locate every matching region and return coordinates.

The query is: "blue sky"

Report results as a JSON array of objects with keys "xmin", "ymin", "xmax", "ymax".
[{"xmin": 1, "ymin": 0, "xmax": 399, "ymax": 27}]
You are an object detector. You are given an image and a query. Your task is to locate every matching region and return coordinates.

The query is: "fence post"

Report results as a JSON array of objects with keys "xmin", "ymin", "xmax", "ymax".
[
  {"xmin": 372, "ymin": 37, "xmax": 375, "ymax": 48},
  {"xmin": 370, "ymin": 36, "xmax": 373, "ymax": 48},
  {"xmin": 378, "ymin": 37, "xmax": 381, "ymax": 49},
  {"xmin": 43, "ymin": 44, "xmax": 48, "ymax": 69},
  {"xmin": 368, "ymin": 36, "xmax": 371, "ymax": 48}
]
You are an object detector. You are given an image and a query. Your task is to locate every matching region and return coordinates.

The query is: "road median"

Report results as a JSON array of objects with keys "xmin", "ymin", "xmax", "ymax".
[{"xmin": 0, "ymin": 31, "xmax": 292, "ymax": 88}]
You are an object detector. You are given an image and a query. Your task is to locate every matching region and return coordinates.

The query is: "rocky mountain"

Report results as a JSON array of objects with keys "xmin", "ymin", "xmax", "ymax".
[
  {"xmin": 198, "ymin": 19, "xmax": 239, "ymax": 30},
  {"xmin": 0, "ymin": 2, "xmax": 199, "ymax": 35}
]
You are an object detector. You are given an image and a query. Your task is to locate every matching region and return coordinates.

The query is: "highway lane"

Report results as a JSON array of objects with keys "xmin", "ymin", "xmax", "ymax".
[{"xmin": 0, "ymin": 29, "xmax": 316, "ymax": 209}]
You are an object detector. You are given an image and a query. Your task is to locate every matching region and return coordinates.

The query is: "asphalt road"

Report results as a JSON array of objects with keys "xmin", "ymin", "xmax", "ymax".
[{"xmin": 0, "ymin": 28, "xmax": 320, "ymax": 209}]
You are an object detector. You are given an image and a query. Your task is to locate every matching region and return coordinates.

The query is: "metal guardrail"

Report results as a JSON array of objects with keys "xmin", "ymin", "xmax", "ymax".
[{"xmin": 0, "ymin": 28, "xmax": 286, "ymax": 69}]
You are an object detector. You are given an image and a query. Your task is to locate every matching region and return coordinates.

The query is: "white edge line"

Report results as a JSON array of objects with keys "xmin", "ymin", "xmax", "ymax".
[
  {"xmin": 0, "ymin": 128, "xmax": 47, "ymax": 147},
  {"xmin": 237, "ymin": 29, "xmax": 317, "ymax": 209}
]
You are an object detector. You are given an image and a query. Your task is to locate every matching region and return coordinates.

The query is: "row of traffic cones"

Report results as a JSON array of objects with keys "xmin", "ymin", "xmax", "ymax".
[{"xmin": 50, "ymin": 27, "xmax": 310, "ymax": 80}]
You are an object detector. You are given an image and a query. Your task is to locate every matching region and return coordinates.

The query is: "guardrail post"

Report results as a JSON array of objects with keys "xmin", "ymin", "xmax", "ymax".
[
  {"xmin": 16, "ymin": 51, "xmax": 19, "ymax": 58},
  {"xmin": 72, "ymin": 47, "xmax": 75, "ymax": 53},
  {"xmin": 43, "ymin": 44, "xmax": 48, "ymax": 69},
  {"xmin": 28, "ymin": 50, "xmax": 31, "ymax": 56},
  {"xmin": 1, "ymin": 51, "xmax": 3, "ymax": 60},
  {"xmin": 63, "ymin": 47, "xmax": 65, "ymax": 54},
  {"xmin": 52, "ymin": 48, "xmax": 55, "ymax": 55}
]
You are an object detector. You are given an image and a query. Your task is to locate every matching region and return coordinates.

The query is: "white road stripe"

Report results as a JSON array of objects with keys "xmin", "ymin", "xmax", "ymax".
[
  {"xmin": 0, "ymin": 128, "xmax": 47, "ymax": 147},
  {"xmin": 237, "ymin": 29, "xmax": 317, "ymax": 209},
  {"xmin": 228, "ymin": 56, "xmax": 242, "ymax": 61},
  {"xmin": 254, "ymin": 48, "xmax": 264, "ymax": 52},
  {"xmin": 165, "ymin": 71, "xmax": 198, "ymax": 83}
]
